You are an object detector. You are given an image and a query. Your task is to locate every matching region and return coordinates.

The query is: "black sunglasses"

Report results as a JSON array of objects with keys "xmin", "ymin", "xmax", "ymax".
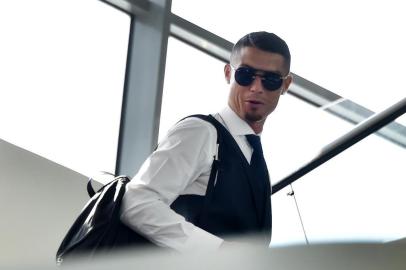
[{"xmin": 232, "ymin": 65, "xmax": 289, "ymax": 91}]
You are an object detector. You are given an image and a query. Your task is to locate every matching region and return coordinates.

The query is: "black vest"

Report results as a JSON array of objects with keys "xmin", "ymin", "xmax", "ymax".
[{"xmin": 170, "ymin": 115, "xmax": 272, "ymax": 245}]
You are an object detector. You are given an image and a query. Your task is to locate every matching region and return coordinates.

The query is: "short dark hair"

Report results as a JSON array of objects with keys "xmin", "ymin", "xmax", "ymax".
[{"xmin": 230, "ymin": 31, "xmax": 291, "ymax": 72}]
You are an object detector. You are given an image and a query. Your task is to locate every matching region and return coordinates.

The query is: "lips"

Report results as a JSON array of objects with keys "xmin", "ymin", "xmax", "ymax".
[{"xmin": 246, "ymin": 99, "xmax": 264, "ymax": 105}]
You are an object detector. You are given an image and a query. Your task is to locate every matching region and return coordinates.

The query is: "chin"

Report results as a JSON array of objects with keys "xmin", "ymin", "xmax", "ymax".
[{"xmin": 244, "ymin": 112, "xmax": 265, "ymax": 123}]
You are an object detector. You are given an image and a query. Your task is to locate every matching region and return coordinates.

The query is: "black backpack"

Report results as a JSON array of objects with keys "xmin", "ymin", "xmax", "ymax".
[{"xmin": 56, "ymin": 175, "xmax": 154, "ymax": 265}]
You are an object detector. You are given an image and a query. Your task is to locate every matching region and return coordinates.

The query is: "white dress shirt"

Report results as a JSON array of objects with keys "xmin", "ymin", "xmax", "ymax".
[{"xmin": 120, "ymin": 106, "xmax": 260, "ymax": 252}]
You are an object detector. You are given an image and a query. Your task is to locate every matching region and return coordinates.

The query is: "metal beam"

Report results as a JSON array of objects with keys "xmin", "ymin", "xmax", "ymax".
[
  {"xmin": 100, "ymin": 0, "xmax": 150, "ymax": 16},
  {"xmin": 170, "ymin": 14, "xmax": 233, "ymax": 63}
]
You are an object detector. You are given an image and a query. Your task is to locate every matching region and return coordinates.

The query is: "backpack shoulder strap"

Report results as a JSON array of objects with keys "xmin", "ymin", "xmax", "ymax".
[
  {"xmin": 180, "ymin": 114, "xmax": 226, "ymax": 201},
  {"xmin": 181, "ymin": 114, "xmax": 223, "ymax": 146}
]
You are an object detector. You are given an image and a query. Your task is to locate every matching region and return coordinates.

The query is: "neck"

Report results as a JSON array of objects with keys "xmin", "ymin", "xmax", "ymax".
[{"xmin": 247, "ymin": 120, "xmax": 264, "ymax": 134}]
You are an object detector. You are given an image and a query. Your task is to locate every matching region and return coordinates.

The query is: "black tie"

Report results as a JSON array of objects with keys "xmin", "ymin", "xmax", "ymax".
[
  {"xmin": 245, "ymin": 135, "xmax": 268, "ymax": 175},
  {"xmin": 245, "ymin": 135, "xmax": 271, "ymax": 225}
]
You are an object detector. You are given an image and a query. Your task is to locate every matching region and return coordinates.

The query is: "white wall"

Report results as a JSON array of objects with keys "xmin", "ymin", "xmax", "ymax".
[{"xmin": 0, "ymin": 138, "xmax": 89, "ymax": 268}]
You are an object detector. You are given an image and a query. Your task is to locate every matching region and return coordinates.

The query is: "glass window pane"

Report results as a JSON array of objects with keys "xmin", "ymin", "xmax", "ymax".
[
  {"xmin": 172, "ymin": 0, "xmax": 406, "ymax": 121},
  {"xmin": 160, "ymin": 37, "xmax": 229, "ymax": 141},
  {"xmin": 0, "ymin": 1, "xmax": 130, "ymax": 176}
]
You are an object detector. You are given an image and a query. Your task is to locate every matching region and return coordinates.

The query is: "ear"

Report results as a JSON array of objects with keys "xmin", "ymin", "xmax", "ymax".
[
  {"xmin": 224, "ymin": 64, "xmax": 231, "ymax": 84},
  {"xmin": 281, "ymin": 74, "xmax": 293, "ymax": 95}
]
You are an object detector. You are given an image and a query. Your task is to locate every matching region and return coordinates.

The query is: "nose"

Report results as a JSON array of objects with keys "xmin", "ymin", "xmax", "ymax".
[{"xmin": 249, "ymin": 75, "xmax": 264, "ymax": 93}]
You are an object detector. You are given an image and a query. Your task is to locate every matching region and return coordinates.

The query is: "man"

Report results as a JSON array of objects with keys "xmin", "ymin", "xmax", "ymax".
[{"xmin": 120, "ymin": 31, "xmax": 292, "ymax": 252}]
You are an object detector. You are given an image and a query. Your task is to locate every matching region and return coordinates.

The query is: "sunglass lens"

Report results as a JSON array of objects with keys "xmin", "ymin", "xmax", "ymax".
[
  {"xmin": 235, "ymin": 67, "xmax": 254, "ymax": 86},
  {"xmin": 262, "ymin": 74, "xmax": 283, "ymax": 91}
]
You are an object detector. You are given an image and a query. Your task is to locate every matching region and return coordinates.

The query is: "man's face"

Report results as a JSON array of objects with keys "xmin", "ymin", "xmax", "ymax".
[{"xmin": 225, "ymin": 47, "xmax": 292, "ymax": 129}]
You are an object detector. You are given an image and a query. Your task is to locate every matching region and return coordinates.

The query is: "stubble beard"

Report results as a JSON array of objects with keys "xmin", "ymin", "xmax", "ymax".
[{"xmin": 244, "ymin": 111, "xmax": 265, "ymax": 124}]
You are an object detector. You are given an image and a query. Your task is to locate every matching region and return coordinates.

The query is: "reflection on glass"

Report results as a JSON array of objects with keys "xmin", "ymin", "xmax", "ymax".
[{"xmin": 0, "ymin": 1, "xmax": 130, "ymax": 176}]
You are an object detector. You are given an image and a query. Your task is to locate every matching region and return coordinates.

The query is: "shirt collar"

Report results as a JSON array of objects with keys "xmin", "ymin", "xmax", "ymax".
[{"xmin": 219, "ymin": 106, "xmax": 257, "ymax": 136}]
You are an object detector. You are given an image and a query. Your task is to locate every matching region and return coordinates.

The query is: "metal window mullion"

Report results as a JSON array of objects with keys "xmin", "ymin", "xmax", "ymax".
[{"xmin": 115, "ymin": 0, "xmax": 172, "ymax": 177}]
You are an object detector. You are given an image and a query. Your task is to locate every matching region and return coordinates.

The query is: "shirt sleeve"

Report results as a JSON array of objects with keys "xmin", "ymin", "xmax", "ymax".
[{"xmin": 120, "ymin": 117, "xmax": 224, "ymax": 252}]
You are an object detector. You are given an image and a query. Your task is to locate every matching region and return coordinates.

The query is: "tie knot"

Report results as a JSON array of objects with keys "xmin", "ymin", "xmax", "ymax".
[{"xmin": 245, "ymin": 134, "xmax": 263, "ymax": 154}]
